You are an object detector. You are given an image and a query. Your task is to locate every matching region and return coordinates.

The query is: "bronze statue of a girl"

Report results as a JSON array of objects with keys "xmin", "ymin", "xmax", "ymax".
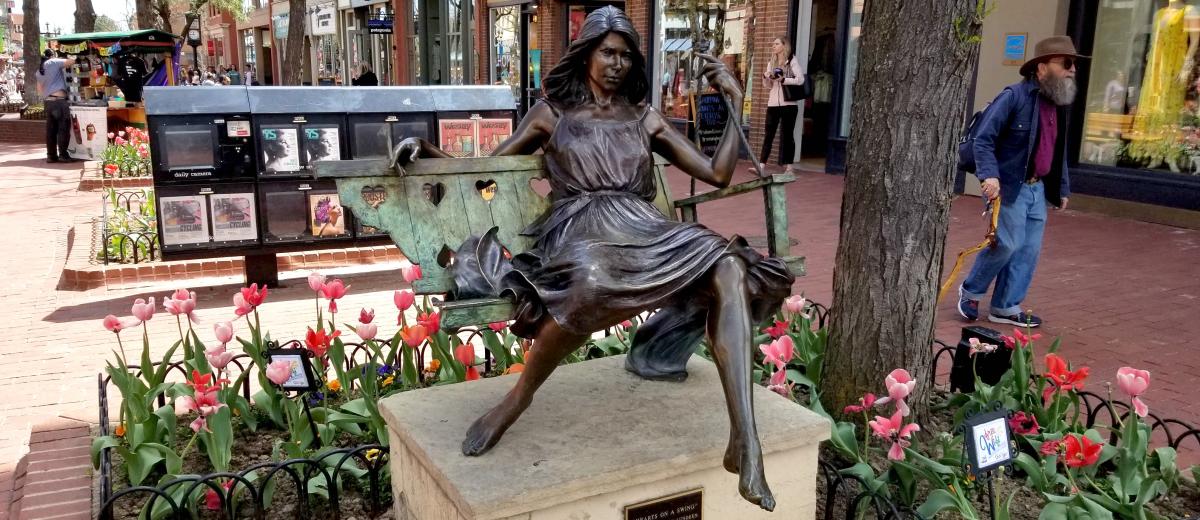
[{"xmin": 394, "ymin": 6, "xmax": 793, "ymax": 509}]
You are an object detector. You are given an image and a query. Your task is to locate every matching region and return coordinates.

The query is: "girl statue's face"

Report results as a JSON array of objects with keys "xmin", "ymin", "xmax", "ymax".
[{"xmin": 587, "ymin": 33, "xmax": 633, "ymax": 94}]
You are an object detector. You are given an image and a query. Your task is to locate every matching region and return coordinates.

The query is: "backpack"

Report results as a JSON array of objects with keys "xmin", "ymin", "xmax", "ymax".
[{"xmin": 957, "ymin": 87, "xmax": 1014, "ymax": 174}]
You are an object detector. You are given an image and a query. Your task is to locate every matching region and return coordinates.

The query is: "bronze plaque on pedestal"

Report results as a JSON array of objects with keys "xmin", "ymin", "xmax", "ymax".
[{"xmin": 624, "ymin": 489, "xmax": 703, "ymax": 520}]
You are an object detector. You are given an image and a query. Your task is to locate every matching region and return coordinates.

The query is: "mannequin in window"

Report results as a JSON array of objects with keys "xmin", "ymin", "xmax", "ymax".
[{"xmin": 1128, "ymin": 0, "xmax": 1200, "ymax": 172}]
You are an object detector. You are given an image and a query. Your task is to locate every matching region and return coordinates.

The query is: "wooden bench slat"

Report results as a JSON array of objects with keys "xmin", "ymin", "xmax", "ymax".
[{"xmin": 673, "ymin": 173, "xmax": 797, "ymax": 208}]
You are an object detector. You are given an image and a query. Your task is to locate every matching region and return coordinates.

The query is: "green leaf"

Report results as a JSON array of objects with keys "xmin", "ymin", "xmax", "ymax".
[
  {"xmin": 340, "ymin": 397, "xmax": 371, "ymax": 417},
  {"xmin": 1148, "ymin": 447, "xmax": 1178, "ymax": 490},
  {"xmin": 122, "ymin": 445, "xmax": 165, "ymax": 486},
  {"xmin": 1078, "ymin": 494, "xmax": 1115, "ymax": 520},
  {"xmin": 1038, "ymin": 502, "xmax": 1069, "ymax": 520},
  {"xmin": 916, "ymin": 488, "xmax": 961, "ymax": 518},
  {"xmin": 153, "ymin": 405, "xmax": 177, "ymax": 446},
  {"xmin": 91, "ymin": 436, "xmax": 123, "ymax": 470},
  {"xmin": 205, "ymin": 407, "xmax": 234, "ymax": 472},
  {"xmin": 140, "ymin": 443, "xmax": 183, "ymax": 475},
  {"xmin": 1014, "ymin": 452, "xmax": 1049, "ymax": 491}
]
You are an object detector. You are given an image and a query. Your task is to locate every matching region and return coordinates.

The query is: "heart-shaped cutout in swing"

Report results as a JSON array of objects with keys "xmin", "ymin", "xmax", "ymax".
[
  {"xmin": 422, "ymin": 182, "xmax": 446, "ymax": 206},
  {"xmin": 528, "ymin": 177, "xmax": 552, "ymax": 199},
  {"xmin": 475, "ymin": 179, "xmax": 499, "ymax": 202},
  {"xmin": 361, "ymin": 185, "xmax": 387, "ymax": 208}
]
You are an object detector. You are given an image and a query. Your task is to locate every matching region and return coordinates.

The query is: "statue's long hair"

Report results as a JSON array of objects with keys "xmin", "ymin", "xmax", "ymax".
[{"xmin": 542, "ymin": 6, "xmax": 649, "ymax": 108}]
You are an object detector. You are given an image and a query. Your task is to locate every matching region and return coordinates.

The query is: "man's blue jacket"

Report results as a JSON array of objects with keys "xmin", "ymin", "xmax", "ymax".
[{"xmin": 972, "ymin": 78, "xmax": 1070, "ymax": 207}]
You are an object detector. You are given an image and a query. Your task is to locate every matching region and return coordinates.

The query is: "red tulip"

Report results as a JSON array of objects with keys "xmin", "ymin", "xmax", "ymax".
[
  {"xmin": 1040, "ymin": 439, "xmax": 1064, "ymax": 456},
  {"xmin": 488, "ymin": 321, "xmax": 508, "ymax": 332},
  {"xmin": 1063, "ymin": 434, "xmax": 1102, "ymax": 468},
  {"xmin": 762, "ymin": 320, "xmax": 788, "ymax": 339},
  {"xmin": 843, "ymin": 393, "xmax": 877, "ymax": 415},
  {"xmin": 1013, "ymin": 328, "xmax": 1042, "ymax": 345},
  {"xmin": 399, "ymin": 325, "xmax": 428, "ymax": 349},
  {"xmin": 103, "ymin": 163, "xmax": 119, "ymax": 176},
  {"xmin": 1043, "ymin": 354, "xmax": 1089, "ymax": 404},
  {"xmin": 240, "ymin": 283, "xmax": 268, "ymax": 307},
  {"xmin": 454, "ymin": 344, "xmax": 475, "ymax": 366},
  {"xmin": 359, "ymin": 308, "xmax": 375, "ymax": 324},
  {"xmin": 304, "ymin": 327, "xmax": 340, "ymax": 358},
  {"xmin": 1009, "ymin": 411, "xmax": 1040, "ymax": 435},
  {"xmin": 417, "ymin": 311, "xmax": 441, "ymax": 333},
  {"xmin": 203, "ymin": 481, "xmax": 234, "ymax": 511}
]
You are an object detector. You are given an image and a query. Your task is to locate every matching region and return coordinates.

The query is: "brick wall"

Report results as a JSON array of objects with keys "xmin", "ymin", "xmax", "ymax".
[
  {"xmin": 476, "ymin": 0, "xmax": 490, "ymax": 85},
  {"xmin": 0, "ymin": 118, "xmax": 44, "ymax": 144},
  {"xmin": 747, "ymin": 0, "xmax": 792, "ymax": 166}
]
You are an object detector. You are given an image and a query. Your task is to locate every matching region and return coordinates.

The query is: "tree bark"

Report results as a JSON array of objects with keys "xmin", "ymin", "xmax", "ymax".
[
  {"xmin": 283, "ymin": 0, "xmax": 306, "ymax": 85},
  {"xmin": 21, "ymin": 0, "xmax": 38, "ymax": 104},
  {"xmin": 154, "ymin": 0, "xmax": 174, "ymax": 32},
  {"xmin": 75, "ymin": 0, "xmax": 98, "ymax": 32},
  {"xmin": 821, "ymin": 1, "xmax": 982, "ymax": 420},
  {"xmin": 135, "ymin": 0, "xmax": 158, "ymax": 30}
]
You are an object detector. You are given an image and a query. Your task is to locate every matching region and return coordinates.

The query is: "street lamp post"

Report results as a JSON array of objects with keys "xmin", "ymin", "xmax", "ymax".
[{"xmin": 185, "ymin": 12, "xmax": 202, "ymax": 74}]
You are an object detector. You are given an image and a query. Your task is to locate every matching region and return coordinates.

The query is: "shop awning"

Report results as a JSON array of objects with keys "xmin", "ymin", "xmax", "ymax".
[
  {"xmin": 53, "ymin": 29, "xmax": 179, "ymax": 55},
  {"xmin": 663, "ymin": 38, "xmax": 692, "ymax": 53}
]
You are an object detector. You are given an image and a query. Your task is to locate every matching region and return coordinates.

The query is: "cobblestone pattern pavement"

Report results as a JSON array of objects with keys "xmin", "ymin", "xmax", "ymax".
[{"xmin": 0, "ymin": 143, "xmax": 1196, "ymax": 510}]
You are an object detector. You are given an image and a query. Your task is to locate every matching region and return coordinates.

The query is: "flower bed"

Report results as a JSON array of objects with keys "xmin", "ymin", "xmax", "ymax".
[
  {"xmin": 97, "ymin": 189, "xmax": 158, "ymax": 264},
  {"xmin": 91, "ymin": 275, "xmax": 1200, "ymax": 519},
  {"xmin": 100, "ymin": 127, "xmax": 151, "ymax": 178}
]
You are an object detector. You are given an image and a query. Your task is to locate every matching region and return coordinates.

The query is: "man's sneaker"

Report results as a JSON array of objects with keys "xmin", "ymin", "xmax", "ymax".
[
  {"xmin": 957, "ymin": 287, "xmax": 979, "ymax": 321},
  {"xmin": 988, "ymin": 311, "xmax": 1042, "ymax": 328}
]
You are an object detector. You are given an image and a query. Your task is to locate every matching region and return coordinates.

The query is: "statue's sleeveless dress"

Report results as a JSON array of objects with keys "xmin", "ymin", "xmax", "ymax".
[{"xmin": 454, "ymin": 102, "xmax": 794, "ymax": 379}]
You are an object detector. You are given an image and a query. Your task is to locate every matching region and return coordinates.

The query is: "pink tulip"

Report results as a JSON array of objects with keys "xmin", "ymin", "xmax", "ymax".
[
  {"xmin": 175, "ymin": 395, "xmax": 197, "ymax": 415},
  {"xmin": 107, "ymin": 132, "xmax": 115, "ymax": 139},
  {"xmin": 320, "ymin": 278, "xmax": 348, "ymax": 300},
  {"xmin": 213, "ymin": 321, "xmax": 234, "ymax": 345},
  {"xmin": 359, "ymin": 308, "xmax": 375, "ymax": 324},
  {"xmin": 118, "ymin": 130, "xmax": 126, "ymax": 137},
  {"xmin": 307, "ymin": 272, "xmax": 327, "ymax": 292},
  {"xmin": 401, "ymin": 264, "xmax": 423, "ymax": 283},
  {"xmin": 1116, "ymin": 367, "xmax": 1151, "ymax": 418},
  {"xmin": 769, "ymin": 368, "xmax": 788, "ymax": 386},
  {"xmin": 758, "ymin": 335, "xmax": 794, "ymax": 371},
  {"xmin": 233, "ymin": 293, "xmax": 253, "ymax": 318},
  {"xmin": 869, "ymin": 410, "xmax": 921, "ymax": 461},
  {"xmin": 190, "ymin": 416, "xmax": 209, "ymax": 433},
  {"xmin": 163, "ymin": 289, "xmax": 198, "ymax": 322},
  {"xmin": 782, "ymin": 295, "xmax": 808, "ymax": 318},
  {"xmin": 131, "ymin": 297, "xmax": 156, "ymax": 322},
  {"xmin": 875, "ymin": 369, "xmax": 917, "ymax": 416},
  {"xmin": 356, "ymin": 323, "xmax": 378, "ymax": 341},
  {"xmin": 205, "ymin": 345, "xmax": 235, "ymax": 370},
  {"xmin": 394, "ymin": 290, "xmax": 415, "ymax": 312},
  {"xmin": 103, "ymin": 314, "xmax": 139, "ymax": 333},
  {"xmin": 114, "ymin": 136, "xmax": 127, "ymax": 146},
  {"xmin": 266, "ymin": 360, "xmax": 293, "ymax": 385},
  {"xmin": 488, "ymin": 321, "xmax": 507, "ymax": 333},
  {"xmin": 767, "ymin": 383, "xmax": 793, "ymax": 398}
]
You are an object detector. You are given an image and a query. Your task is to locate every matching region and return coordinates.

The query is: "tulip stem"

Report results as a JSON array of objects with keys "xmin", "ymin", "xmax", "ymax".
[{"xmin": 115, "ymin": 333, "xmax": 129, "ymax": 367}]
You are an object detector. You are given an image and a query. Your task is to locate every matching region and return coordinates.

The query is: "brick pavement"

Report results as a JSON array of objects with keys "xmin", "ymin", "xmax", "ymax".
[{"xmin": 0, "ymin": 142, "xmax": 1197, "ymax": 513}]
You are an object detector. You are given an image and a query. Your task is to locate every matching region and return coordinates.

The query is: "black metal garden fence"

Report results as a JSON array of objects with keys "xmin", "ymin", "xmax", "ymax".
[{"xmin": 100, "ymin": 189, "xmax": 158, "ymax": 265}]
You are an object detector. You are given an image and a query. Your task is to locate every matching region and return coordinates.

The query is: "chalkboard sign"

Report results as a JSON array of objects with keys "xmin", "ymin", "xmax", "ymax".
[{"xmin": 695, "ymin": 93, "xmax": 728, "ymax": 156}]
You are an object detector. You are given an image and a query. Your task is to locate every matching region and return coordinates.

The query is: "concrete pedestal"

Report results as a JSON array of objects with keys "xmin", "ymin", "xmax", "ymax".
[{"xmin": 380, "ymin": 355, "xmax": 830, "ymax": 520}]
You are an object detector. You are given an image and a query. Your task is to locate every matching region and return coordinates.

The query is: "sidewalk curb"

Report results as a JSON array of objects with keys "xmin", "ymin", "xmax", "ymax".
[{"xmin": 3, "ymin": 417, "xmax": 92, "ymax": 520}]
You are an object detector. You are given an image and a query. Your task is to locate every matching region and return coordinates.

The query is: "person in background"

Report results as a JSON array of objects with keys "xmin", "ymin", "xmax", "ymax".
[
  {"xmin": 227, "ymin": 66, "xmax": 242, "ymax": 85},
  {"xmin": 35, "ymin": 49, "xmax": 79, "ymax": 163},
  {"xmin": 958, "ymin": 36, "xmax": 1081, "ymax": 328},
  {"xmin": 352, "ymin": 63, "xmax": 378, "ymax": 86},
  {"xmin": 759, "ymin": 37, "xmax": 804, "ymax": 175}
]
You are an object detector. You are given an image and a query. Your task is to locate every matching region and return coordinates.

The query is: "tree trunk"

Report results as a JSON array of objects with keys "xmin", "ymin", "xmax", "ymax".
[
  {"xmin": 75, "ymin": 0, "xmax": 98, "ymax": 32},
  {"xmin": 821, "ymin": 1, "xmax": 982, "ymax": 420},
  {"xmin": 283, "ymin": 0, "xmax": 306, "ymax": 85},
  {"xmin": 135, "ymin": 0, "xmax": 157, "ymax": 30},
  {"xmin": 154, "ymin": 0, "xmax": 174, "ymax": 32},
  {"xmin": 21, "ymin": 0, "xmax": 39, "ymax": 104}
]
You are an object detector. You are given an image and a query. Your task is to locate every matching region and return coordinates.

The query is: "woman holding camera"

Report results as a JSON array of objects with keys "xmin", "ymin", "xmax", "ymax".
[{"xmin": 760, "ymin": 37, "xmax": 804, "ymax": 174}]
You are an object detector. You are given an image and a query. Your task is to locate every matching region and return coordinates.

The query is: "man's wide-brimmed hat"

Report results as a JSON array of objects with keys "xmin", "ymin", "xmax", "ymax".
[{"xmin": 1021, "ymin": 36, "xmax": 1088, "ymax": 76}]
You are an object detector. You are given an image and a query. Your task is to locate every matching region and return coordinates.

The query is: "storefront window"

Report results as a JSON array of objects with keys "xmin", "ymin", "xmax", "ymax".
[
  {"xmin": 655, "ymin": 0, "xmax": 752, "ymax": 122},
  {"xmin": 1080, "ymin": 0, "xmax": 1200, "ymax": 175},
  {"xmin": 837, "ymin": 0, "xmax": 862, "ymax": 137},
  {"xmin": 448, "ymin": 0, "xmax": 465, "ymax": 83},
  {"xmin": 491, "ymin": 6, "xmax": 522, "ymax": 98}
]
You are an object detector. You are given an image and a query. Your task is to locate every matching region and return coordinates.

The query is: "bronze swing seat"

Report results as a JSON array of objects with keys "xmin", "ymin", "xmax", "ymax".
[{"xmin": 316, "ymin": 156, "xmax": 804, "ymax": 330}]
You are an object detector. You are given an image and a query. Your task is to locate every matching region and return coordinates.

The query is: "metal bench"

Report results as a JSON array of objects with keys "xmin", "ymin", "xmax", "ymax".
[{"xmin": 316, "ymin": 155, "xmax": 804, "ymax": 330}]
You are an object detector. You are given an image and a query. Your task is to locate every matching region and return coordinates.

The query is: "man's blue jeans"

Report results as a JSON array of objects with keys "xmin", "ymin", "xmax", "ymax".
[{"xmin": 961, "ymin": 181, "xmax": 1046, "ymax": 316}]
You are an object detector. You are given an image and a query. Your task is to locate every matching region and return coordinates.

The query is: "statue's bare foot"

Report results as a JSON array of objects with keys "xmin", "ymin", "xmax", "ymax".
[
  {"xmin": 734, "ymin": 441, "xmax": 775, "ymax": 511},
  {"xmin": 462, "ymin": 400, "xmax": 521, "ymax": 456},
  {"xmin": 723, "ymin": 436, "xmax": 741, "ymax": 474}
]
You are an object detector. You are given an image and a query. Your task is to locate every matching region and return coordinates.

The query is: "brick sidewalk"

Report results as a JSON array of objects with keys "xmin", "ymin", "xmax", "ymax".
[{"xmin": 0, "ymin": 143, "xmax": 1196, "ymax": 509}]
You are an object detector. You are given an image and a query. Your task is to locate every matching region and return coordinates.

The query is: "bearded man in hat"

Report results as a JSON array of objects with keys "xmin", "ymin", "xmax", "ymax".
[{"xmin": 957, "ymin": 36, "xmax": 1084, "ymax": 328}]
